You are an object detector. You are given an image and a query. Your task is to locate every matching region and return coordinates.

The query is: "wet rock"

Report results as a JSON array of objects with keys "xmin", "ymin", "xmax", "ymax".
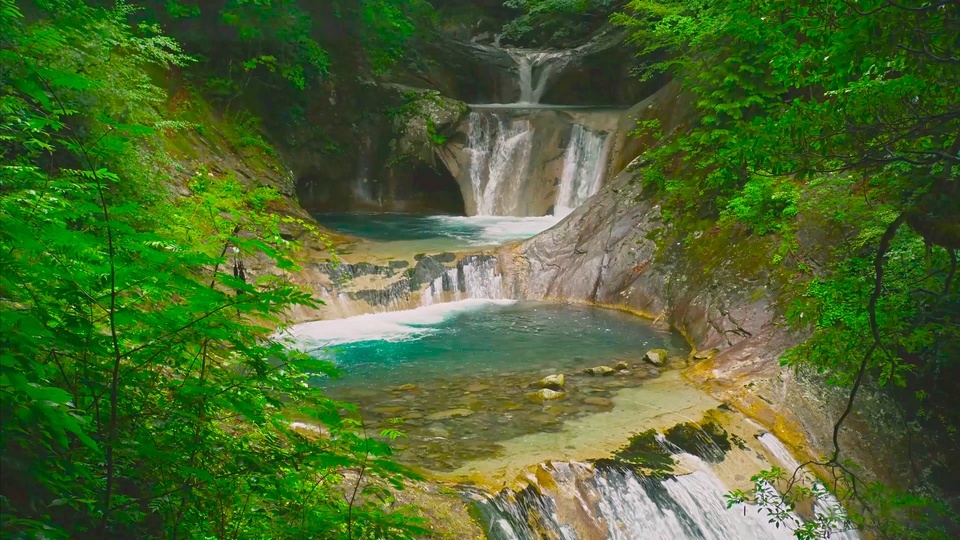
[
  {"xmin": 434, "ymin": 252, "xmax": 457, "ymax": 263},
  {"xmin": 410, "ymin": 256, "xmax": 446, "ymax": 289},
  {"xmin": 388, "ymin": 260, "xmax": 410, "ymax": 269},
  {"xmin": 614, "ymin": 360, "xmax": 629, "ymax": 370},
  {"xmin": 372, "ymin": 406, "xmax": 406, "ymax": 416},
  {"xmin": 693, "ymin": 348, "xmax": 718, "ymax": 360},
  {"xmin": 402, "ymin": 412, "xmax": 424, "ymax": 420},
  {"xmin": 396, "ymin": 383, "xmax": 418, "ymax": 391},
  {"xmin": 663, "ymin": 421, "xmax": 731, "ymax": 463},
  {"xmin": 425, "ymin": 408, "xmax": 475, "ymax": 421},
  {"xmin": 532, "ymin": 388, "xmax": 566, "ymax": 402},
  {"xmin": 538, "ymin": 373, "xmax": 565, "ymax": 390},
  {"xmin": 583, "ymin": 396, "xmax": 614, "ymax": 407},
  {"xmin": 643, "ymin": 349, "xmax": 669, "ymax": 366},
  {"xmin": 584, "ymin": 365, "xmax": 615, "ymax": 376}
]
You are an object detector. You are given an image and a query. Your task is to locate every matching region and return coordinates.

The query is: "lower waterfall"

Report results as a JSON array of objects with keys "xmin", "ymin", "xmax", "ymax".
[
  {"xmin": 471, "ymin": 460, "xmax": 797, "ymax": 540},
  {"xmin": 555, "ymin": 124, "xmax": 609, "ymax": 217},
  {"xmin": 756, "ymin": 433, "xmax": 860, "ymax": 539},
  {"xmin": 469, "ymin": 433, "xmax": 863, "ymax": 540}
]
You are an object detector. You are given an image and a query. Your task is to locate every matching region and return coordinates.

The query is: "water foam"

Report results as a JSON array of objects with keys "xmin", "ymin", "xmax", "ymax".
[
  {"xmin": 430, "ymin": 215, "xmax": 561, "ymax": 244},
  {"xmin": 283, "ymin": 299, "xmax": 517, "ymax": 348}
]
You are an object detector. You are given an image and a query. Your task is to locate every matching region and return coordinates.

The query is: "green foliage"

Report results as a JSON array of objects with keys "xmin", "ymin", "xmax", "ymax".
[
  {"xmin": 0, "ymin": 1, "xmax": 427, "ymax": 537},
  {"xmin": 722, "ymin": 176, "xmax": 799, "ymax": 235},
  {"xmin": 501, "ymin": 0, "xmax": 616, "ymax": 46},
  {"xmin": 615, "ymin": 0, "xmax": 960, "ymax": 535}
]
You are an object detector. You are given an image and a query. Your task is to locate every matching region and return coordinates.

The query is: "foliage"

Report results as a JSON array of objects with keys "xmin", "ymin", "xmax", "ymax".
[
  {"xmin": 0, "ymin": 1, "xmax": 427, "ymax": 537},
  {"xmin": 614, "ymin": 0, "xmax": 960, "ymax": 536},
  {"xmin": 500, "ymin": 0, "xmax": 617, "ymax": 46}
]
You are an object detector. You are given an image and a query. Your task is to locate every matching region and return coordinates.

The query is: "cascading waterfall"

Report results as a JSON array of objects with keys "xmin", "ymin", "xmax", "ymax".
[
  {"xmin": 512, "ymin": 50, "xmax": 572, "ymax": 104},
  {"xmin": 756, "ymin": 433, "xmax": 861, "ymax": 539},
  {"xmin": 467, "ymin": 112, "xmax": 535, "ymax": 216},
  {"xmin": 472, "ymin": 460, "xmax": 798, "ymax": 540},
  {"xmin": 470, "ymin": 432, "xmax": 863, "ymax": 540},
  {"xmin": 422, "ymin": 255, "xmax": 503, "ymax": 305},
  {"xmin": 555, "ymin": 124, "xmax": 609, "ymax": 217}
]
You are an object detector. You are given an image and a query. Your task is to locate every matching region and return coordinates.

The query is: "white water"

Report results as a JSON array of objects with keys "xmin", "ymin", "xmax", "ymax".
[
  {"xmin": 756, "ymin": 433, "xmax": 861, "ymax": 539},
  {"xmin": 422, "ymin": 255, "xmax": 505, "ymax": 305},
  {"xmin": 511, "ymin": 50, "xmax": 572, "ymax": 104},
  {"xmin": 554, "ymin": 125, "xmax": 609, "ymax": 217},
  {"xmin": 283, "ymin": 299, "xmax": 516, "ymax": 347},
  {"xmin": 467, "ymin": 112, "xmax": 534, "ymax": 216},
  {"xmin": 430, "ymin": 215, "xmax": 562, "ymax": 244},
  {"xmin": 475, "ymin": 459, "xmax": 797, "ymax": 540}
]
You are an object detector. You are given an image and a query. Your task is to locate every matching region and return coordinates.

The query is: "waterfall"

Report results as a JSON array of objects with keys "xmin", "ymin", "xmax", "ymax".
[
  {"xmin": 470, "ymin": 434, "xmax": 864, "ymax": 540},
  {"xmin": 471, "ymin": 460, "xmax": 799, "ymax": 540},
  {"xmin": 756, "ymin": 434, "xmax": 861, "ymax": 539},
  {"xmin": 467, "ymin": 112, "xmax": 534, "ymax": 216},
  {"xmin": 421, "ymin": 255, "xmax": 503, "ymax": 305},
  {"xmin": 555, "ymin": 125, "xmax": 609, "ymax": 217},
  {"xmin": 512, "ymin": 50, "xmax": 571, "ymax": 104}
]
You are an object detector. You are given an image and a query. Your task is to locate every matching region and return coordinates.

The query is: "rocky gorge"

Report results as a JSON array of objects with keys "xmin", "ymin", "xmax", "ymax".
[{"xmin": 249, "ymin": 16, "xmax": 930, "ymax": 539}]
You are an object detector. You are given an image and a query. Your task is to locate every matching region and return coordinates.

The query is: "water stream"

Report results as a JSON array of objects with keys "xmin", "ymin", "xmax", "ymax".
[
  {"xmin": 511, "ymin": 50, "xmax": 572, "ymax": 104},
  {"xmin": 555, "ymin": 124, "xmax": 609, "ymax": 217},
  {"xmin": 467, "ymin": 112, "xmax": 535, "ymax": 216}
]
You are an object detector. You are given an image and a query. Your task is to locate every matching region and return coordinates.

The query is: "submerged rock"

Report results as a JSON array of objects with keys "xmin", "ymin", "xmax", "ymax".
[
  {"xmin": 583, "ymin": 396, "xmax": 614, "ymax": 407},
  {"xmin": 584, "ymin": 366, "xmax": 615, "ymax": 376},
  {"xmin": 643, "ymin": 349, "xmax": 669, "ymax": 366},
  {"xmin": 533, "ymin": 388, "xmax": 566, "ymax": 402},
  {"xmin": 538, "ymin": 373, "xmax": 566, "ymax": 390},
  {"xmin": 425, "ymin": 408, "xmax": 475, "ymax": 421}
]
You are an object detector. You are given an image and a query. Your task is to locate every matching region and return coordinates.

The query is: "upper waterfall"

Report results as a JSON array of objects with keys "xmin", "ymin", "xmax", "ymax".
[
  {"xmin": 510, "ymin": 50, "xmax": 572, "ymax": 104},
  {"xmin": 443, "ymin": 46, "xmax": 618, "ymax": 219}
]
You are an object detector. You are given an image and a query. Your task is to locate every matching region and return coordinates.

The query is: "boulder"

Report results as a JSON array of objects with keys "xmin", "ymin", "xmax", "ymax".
[
  {"xmin": 538, "ymin": 373, "xmax": 566, "ymax": 390},
  {"xmin": 584, "ymin": 366, "xmax": 615, "ymax": 376},
  {"xmin": 643, "ymin": 349, "xmax": 670, "ymax": 366},
  {"xmin": 533, "ymin": 388, "xmax": 566, "ymax": 402}
]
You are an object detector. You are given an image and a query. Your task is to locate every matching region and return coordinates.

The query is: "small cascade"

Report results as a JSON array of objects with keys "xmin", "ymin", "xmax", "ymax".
[
  {"xmin": 422, "ymin": 255, "xmax": 503, "ymax": 305},
  {"xmin": 467, "ymin": 112, "xmax": 535, "ymax": 216},
  {"xmin": 756, "ymin": 434, "xmax": 861, "ymax": 539},
  {"xmin": 511, "ymin": 50, "xmax": 572, "ymax": 104},
  {"xmin": 554, "ymin": 124, "xmax": 609, "ymax": 217},
  {"xmin": 471, "ymin": 460, "xmax": 798, "ymax": 540}
]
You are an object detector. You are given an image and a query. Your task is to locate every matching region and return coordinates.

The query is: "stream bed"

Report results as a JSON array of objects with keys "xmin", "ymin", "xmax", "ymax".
[{"xmin": 284, "ymin": 300, "xmax": 693, "ymax": 472}]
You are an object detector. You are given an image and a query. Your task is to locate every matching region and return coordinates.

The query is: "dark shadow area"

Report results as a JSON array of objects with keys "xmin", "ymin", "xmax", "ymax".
[{"xmin": 296, "ymin": 159, "xmax": 465, "ymax": 215}]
